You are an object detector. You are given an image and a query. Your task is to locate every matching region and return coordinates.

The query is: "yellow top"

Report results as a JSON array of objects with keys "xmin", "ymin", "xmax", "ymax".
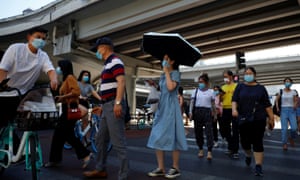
[{"xmin": 221, "ymin": 83, "xmax": 237, "ymax": 109}]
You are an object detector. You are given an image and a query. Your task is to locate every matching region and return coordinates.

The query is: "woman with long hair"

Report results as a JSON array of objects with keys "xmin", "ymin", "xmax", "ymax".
[{"xmin": 45, "ymin": 60, "xmax": 91, "ymax": 169}]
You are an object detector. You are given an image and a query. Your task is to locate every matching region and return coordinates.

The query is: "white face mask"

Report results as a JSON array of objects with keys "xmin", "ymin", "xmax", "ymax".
[{"xmin": 224, "ymin": 78, "xmax": 230, "ymax": 83}]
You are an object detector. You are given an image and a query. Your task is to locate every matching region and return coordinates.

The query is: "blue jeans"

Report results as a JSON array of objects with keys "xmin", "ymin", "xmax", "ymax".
[{"xmin": 280, "ymin": 107, "xmax": 297, "ymax": 145}]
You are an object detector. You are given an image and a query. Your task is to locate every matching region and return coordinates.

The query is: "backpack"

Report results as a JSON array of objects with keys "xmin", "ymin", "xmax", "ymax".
[{"xmin": 272, "ymin": 89, "xmax": 282, "ymax": 116}]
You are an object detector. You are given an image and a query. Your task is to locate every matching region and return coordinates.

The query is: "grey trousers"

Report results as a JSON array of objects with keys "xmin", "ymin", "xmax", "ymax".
[{"xmin": 95, "ymin": 100, "xmax": 129, "ymax": 180}]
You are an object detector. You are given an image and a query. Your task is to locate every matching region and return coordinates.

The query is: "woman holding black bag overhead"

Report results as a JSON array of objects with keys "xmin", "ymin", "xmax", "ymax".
[
  {"xmin": 45, "ymin": 59, "xmax": 91, "ymax": 169},
  {"xmin": 232, "ymin": 66, "xmax": 274, "ymax": 177}
]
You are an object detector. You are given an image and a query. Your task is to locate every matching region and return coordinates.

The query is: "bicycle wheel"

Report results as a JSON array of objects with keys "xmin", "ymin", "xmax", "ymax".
[
  {"xmin": 89, "ymin": 127, "xmax": 112, "ymax": 153},
  {"xmin": 29, "ymin": 135, "xmax": 37, "ymax": 180}
]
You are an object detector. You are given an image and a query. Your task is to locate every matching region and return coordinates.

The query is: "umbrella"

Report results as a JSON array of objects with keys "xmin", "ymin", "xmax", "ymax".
[{"xmin": 141, "ymin": 32, "xmax": 202, "ymax": 66}]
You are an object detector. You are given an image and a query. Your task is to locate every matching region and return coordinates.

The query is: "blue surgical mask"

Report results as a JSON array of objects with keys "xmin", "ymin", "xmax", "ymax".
[
  {"xmin": 56, "ymin": 67, "xmax": 62, "ymax": 75},
  {"xmin": 214, "ymin": 90, "xmax": 219, "ymax": 95},
  {"xmin": 244, "ymin": 75, "xmax": 254, "ymax": 82},
  {"xmin": 82, "ymin": 76, "xmax": 89, "ymax": 83},
  {"xmin": 162, "ymin": 59, "xmax": 170, "ymax": 67},
  {"xmin": 96, "ymin": 51, "xmax": 102, "ymax": 60},
  {"xmin": 285, "ymin": 82, "xmax": 292, "ymax": 88},
  {"xmin": 198, "ymin": 83, "xmax": 205, "ymax": 89},
  {"xmin": 31, "ymin": 38, "xmax": 46, "ymax": 49}
]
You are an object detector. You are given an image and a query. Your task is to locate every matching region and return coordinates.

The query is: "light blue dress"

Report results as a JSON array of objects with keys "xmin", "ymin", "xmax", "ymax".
[{"xmin": 147, "ymin": 70, "xmax": 188, "ymax": 151}]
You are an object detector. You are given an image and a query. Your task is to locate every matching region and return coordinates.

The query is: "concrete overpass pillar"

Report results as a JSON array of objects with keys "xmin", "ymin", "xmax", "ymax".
[{"xmin": 125, "ymin": 73, "xmax": 137, "ymax": 116}]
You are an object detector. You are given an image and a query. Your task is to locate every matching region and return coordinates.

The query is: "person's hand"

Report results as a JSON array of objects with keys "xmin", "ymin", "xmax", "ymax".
[
  {"xmin": 268, "ymin": 117, "xmax": 275, "ymax": 130},
  {"xmin": 232, "ymin": 110, "xmax": 238, "ymax": 117},
  {"xmin": 163, "ymin": 66, "xmax": 169, "ymax": 74},
  {"xmin": 55, "ymin": 95, "xmax": 64, "ymax": 103},
  {"xmin": 114, "ymin": 104, "xmax": 122, "ymax": 119},
  {"xmin": 50, "ymin": 79, "xmax": 58, "ymax": 91},
  {"xmin": 92, "ymin": 106, "xmax": 102, "ymax": 116}
]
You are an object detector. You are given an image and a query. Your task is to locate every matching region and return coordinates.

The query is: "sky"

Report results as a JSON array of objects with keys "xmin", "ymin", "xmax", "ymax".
[{"xmin": 0, "ymin": 0, "xmax": 55, "ymax": 19}]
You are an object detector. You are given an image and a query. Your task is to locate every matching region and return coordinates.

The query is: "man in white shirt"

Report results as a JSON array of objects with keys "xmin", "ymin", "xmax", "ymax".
[{"xmin": 0, "ymin": 27, "xmax": 58, "ymax": 127}]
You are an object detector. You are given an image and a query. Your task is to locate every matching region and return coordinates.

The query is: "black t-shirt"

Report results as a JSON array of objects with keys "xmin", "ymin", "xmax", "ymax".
[{"xmin": 232, "ymin": 83, "xmax": 271, "ymax": 120}]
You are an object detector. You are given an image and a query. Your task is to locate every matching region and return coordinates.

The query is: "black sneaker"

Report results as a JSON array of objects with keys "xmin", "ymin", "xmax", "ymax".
[
  {"xmin": 245, "ymin": 156, "xmax": 251, "ymax": 166},
  {"xmin": 254, "ymin": 165, "xmax": 264, "ymax": 176},
  {"xmin": 165, "ymin": 167, "xmax": 180, "ymax": 179},
  {"xmin": 147, "ymin": 168, "xmax": 164, "ymax": 177}
]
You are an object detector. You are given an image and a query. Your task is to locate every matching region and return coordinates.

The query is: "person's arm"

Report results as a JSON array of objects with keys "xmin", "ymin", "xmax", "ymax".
[
  {"xmin": 179, "ymin": 95, "xmax": 184, "ymax": 107},
  {"xmin": 232, "ymin": 101, "xmax": 238, "ymax": 117},
  {"xmin": 293, "ymin": 91, "xmax": 298, "ymax": 110},
  {"xmin": 266, "ymin": 107, "xmax": 275, "ymax": 130},
  {"xmin": 47, "ymin": 69, "xmax": 58, "ymax": 90},
  {"xmin": 0, "ymin": 69, "xmax": 7, "ymax": 83},
  {"xmin": 91, "ymin": 90, "xmax": 101, "ymax": 101},
  {"xmin": 163, "ymin": 66, "xmax": 177, "ymax": 91},
  {"xmin": 275, "ymin": 93, "xmax": 280, "ymax": 112},
  {"xmin": 114, "ymin": 75, "xmax": 125, "ymax": 119}
]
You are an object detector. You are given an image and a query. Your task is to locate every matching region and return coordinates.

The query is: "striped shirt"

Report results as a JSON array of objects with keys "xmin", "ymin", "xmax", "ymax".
[{"xmin": 100, "ymin": 54, "xmax": 125, "ymax": 99}]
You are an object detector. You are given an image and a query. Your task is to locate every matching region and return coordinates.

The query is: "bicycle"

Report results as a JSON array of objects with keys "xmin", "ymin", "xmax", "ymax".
[
  {"xmin": 64, "ymin": 100, "xmax": 112, "ymax": 153},
  {"xmin": 136, "ymin": 104, "xmax": 154, "ymax": 130},
  {"xmin": 0, "ymin": 85, "xmax": 59, "ymax": 180}
]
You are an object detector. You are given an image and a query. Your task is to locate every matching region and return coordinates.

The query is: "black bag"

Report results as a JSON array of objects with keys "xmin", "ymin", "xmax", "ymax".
[
  {"xmin": 272, "ymin": 89, "xmax": 282, "ymax": 117},
  {"xmin": 124, "ymin": 89, "xmax": 131, "ymax": 123},
  {"xmin": 191, "ymin": 88, "xmax": 199, "ymax": 117}
]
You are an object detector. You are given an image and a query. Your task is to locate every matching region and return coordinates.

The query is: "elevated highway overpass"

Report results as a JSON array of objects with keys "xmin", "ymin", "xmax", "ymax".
[{"xmin": 1, "ymin": 0, "xmax": 300, "ymax": 109}]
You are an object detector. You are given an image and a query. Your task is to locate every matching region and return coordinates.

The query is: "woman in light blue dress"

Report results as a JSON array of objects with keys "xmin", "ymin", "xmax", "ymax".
[{"xmin": 147, "ymin": 54, "xmax": 188, "ymax": 179}]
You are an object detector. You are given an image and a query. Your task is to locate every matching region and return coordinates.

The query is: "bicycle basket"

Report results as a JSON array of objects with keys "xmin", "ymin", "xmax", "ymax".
[{"xmin": 15, "ymin": 86, "xmax": 59, "ymax": 131}]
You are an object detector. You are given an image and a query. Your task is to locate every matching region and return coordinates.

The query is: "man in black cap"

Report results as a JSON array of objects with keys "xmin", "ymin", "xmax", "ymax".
[{"xmin": 83, "ymin": 37, "xmax": 129, "ymax": 179}]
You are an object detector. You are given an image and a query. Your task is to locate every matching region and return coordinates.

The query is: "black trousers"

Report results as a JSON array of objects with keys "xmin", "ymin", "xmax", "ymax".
[
  {"xmin": 220, "ymin": 109, "xmax": 239, "ymax": 153},
  {"xmin": 193, "ymin": 107, "xmax": 213, "ymax": 151},
  {"xmin": 239, "ymin": 120, "xmax": 266, "ymax": 152},
  {"xmin": 212, "ymin": 114, "xmax": 224, "ymax": 142},
  {"xmin": 49, "ymin": 104, "xmax": 90, "ymax": 162}
]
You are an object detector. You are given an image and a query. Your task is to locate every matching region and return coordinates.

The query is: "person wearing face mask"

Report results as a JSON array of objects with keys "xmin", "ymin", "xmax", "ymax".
[
  {"xmin": 189, "ymin": 73, "xmax": 216, "ymax": 160},
  {"xmin": 0, "ymin": 27, "xmax": 58, "ymax": 133},
  {"xmin": 83, "ymin": 37, "xmax": 129, "ymax": 180},
  {"xmin": 147, "ymin": 54, "xmax": 188, "ymax": 179},
  {"xmin": 232, "ymin": 66, "xmax": 274, "ymax": 176},
  {"xmin": 77, "ymin": 70, "xmax": 101, "ymax": 128},
  {"xmin": 212, "ymin": 85, "xmax": 225, "ymax": 148},
  {"xmin": 275, "ymin": 77, "xmax": 298, "ymax": 151},
  {"xmin": 45, "ymin": 60, "xmax": 92, "ymax": 169},
  {"xmin": 220, "ymin": 70, "xmax": 239, "ymax": 159}
]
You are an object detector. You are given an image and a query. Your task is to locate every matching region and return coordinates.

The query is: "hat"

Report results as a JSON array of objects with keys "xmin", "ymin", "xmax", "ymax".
[{"xmin": 90, "ymin": 37, "xmax": 114, "ymax": 52}]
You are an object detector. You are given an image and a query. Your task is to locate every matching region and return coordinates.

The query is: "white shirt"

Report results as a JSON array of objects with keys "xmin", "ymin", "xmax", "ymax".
[
  {"xmin": 281, "ymin": 90, "xmax": 297, "ymax": 107},
  {"xmin": 191, "ymin": 88, "xmax": 215, "ymax": 108},
  {"xmin": 0, "ymin": 43, "xmax": 54, "ymax": 94}
]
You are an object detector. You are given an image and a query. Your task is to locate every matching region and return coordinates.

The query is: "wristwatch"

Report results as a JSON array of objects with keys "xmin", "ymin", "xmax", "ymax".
[{"xmin": 115, "ymin": 100, "xmax": 121, "ymax": 105}]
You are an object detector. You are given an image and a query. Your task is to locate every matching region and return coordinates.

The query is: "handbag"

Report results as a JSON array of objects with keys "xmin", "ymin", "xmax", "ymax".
[{"xmin": 67, "ymin": 102, "xmax": 82, "ymax": 120}]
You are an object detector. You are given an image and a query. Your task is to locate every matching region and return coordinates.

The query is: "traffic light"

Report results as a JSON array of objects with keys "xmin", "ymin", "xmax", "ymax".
[{"xmin": 236, "ymin": 51, "xmax": 246, "ymax": 70}]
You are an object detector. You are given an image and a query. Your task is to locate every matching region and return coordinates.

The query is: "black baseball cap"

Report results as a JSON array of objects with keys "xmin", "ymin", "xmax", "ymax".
[{"xmin": 90, "ymin": 37, "xmax": 114, "ymax": 52}]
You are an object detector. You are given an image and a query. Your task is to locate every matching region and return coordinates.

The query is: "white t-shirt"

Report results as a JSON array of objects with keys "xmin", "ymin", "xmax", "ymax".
[
  {"xmin": 0, "ymin": 43, "xmax": 54, "ymax": 94},
  {"xmin": 281, "ymin": 90, "xmax": 297, "ymax": 107},
  {"xmin": 191, "ymin": 88, "xmax": 215, "ymax": 108}
]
